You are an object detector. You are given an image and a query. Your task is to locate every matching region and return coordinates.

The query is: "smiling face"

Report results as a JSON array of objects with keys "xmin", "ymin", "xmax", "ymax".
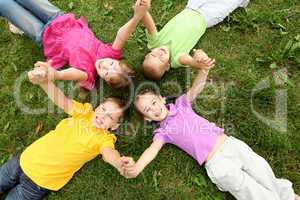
[
  {"xmin": 93, "ymin": 98, "xmax": 124, "ymax": 130},
  {"xmin": 135, "ymin": 92, "xmax": 169, "ymax": 122},
  {"xmin": 143, "ymin": 46, "xmax": 170, "ymax": 80},
  {"xmin": 95, "ymin": 58, "xmax": 123, "ymax": 83}
]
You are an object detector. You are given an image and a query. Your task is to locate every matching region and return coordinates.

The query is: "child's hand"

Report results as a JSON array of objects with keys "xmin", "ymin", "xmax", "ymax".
[
  {"xmin": 33, "ymin": 60, "xmax": 58, "ymax": 81},
  {"xmin": 121, "ymin": 157, "xmax": 141, "ymax": 178},
  {"xmin": 192, "ymin": 49, "xmax": 216, "ymax": 71},
  {"xmin": 133, "ymin": 0, "xmax": 150, "ymax": 19},
  {"xmin": 28, "ymin": 68, "xmax": 47, "ymax": 85}
]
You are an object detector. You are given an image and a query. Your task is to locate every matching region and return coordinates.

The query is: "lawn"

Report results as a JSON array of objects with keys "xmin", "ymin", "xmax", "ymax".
[{"xmin": 0, "ymin": 0, "xmax": 299, "ymax": 199}]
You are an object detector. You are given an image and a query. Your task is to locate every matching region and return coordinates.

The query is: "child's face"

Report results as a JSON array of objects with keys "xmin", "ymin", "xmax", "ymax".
[
  {"xmin": 143, "ymin": 46, "xmax": 170, "ymax": 77},
  {"xmin": 93, "ymin": 100, "xmax": 123, "ymax": 130},
  {"xmin": 135, "ymin": 93, "xmax": 169, "ymax": 122},
  {"xmin": 95, "ymin": 58, "xmax": 123, "ymax": 84}
]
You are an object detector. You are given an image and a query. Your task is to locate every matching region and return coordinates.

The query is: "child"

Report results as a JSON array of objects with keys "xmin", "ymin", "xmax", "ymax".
[
  {"xmin": 0, "ymin": 0, "xmax": 149, "ymax": 90},
  {"xmin": 0, "ymin": 60, "xmax": 130, "ymax": 200},
  {"xmin": 139, "ymin": 0, "xmax": 250, "ymax": 80},
  {"xmin": 121, "ymin": 51, "xmax": 299, "ymax": 200}
]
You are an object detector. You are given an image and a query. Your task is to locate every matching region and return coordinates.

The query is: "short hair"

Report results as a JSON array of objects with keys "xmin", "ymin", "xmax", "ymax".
[
  {"xmin": 142, "ymin": 59, "xmax": 164, "ymax": 80},
  {"xmin": 109, "ymin": 61, "xmax": 135, "ymax": 88}
]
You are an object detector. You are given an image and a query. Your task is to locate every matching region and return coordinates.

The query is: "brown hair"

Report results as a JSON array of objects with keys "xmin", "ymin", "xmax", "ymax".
[
  {"xmin": 103, "ymin": 97, "xmax": 126, "ymax": 120},
  {"xmin": 109, "ymin": 61, "xmax": 135, "ymax": 88}
]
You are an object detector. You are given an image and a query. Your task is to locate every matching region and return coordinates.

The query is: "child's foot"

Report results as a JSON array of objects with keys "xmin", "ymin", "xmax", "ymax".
[
  {"xmin": 8, "ymin": 22, "xmax": 24, "ymax": 35},
  {"xmin": 295, "ymin": 194, "xmax": 300, "ymax": 200}
]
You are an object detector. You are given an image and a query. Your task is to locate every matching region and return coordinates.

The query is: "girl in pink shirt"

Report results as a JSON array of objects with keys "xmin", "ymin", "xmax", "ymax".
[
  {"xmin": 1, "ymin": 0, "xmax": 150, "ymax": 90},
  {"xmin": 122, "ymin": 50, "xmax": 299, "ymax": 200}
]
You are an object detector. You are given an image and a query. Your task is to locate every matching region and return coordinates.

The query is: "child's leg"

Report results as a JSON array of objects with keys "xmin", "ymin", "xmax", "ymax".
[
  {"xmin": 0, "ymin": 0, "xmax": 44, "ymax": 43},
  {"xmin": 5, "ymin": 172, "xmax": 48, "ymax": 200},
  {"xmin": 186, "ymin": 0, "xmax": 250, "ymax": 28},
  {"xmin": 205, "ymin": 137, "xmax": 287, "ymax": 200},
  {"xmin": 14, "ymin": 0, "xmax": 62, "ymax": 24},
  {"xmin": 234, "ymin": 138, "xmax": 295, "ymax": 200},
  {"xmin": 0, "ymin": 156, "xmax": 22, "ymax": 194}
]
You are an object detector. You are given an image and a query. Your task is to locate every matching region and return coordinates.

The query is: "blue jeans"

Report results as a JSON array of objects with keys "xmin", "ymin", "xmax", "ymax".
[
  {"xmin": 0, "ymin": 0, "xmax": 62, "ymax": 44},
  {"xmin": 0, "ymin": 156, "xmax": 48, "ymax": 200}
]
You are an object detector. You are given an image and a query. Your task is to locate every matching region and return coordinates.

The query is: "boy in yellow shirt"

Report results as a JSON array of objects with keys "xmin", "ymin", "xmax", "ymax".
[{"xmin": 0, "ymin": 60, "xmax": 130, "ymax": 200}]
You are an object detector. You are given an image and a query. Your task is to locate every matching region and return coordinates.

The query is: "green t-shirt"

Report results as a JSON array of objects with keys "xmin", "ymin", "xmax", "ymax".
[{"xmin": 147, "ymin": 9, "xmax": 207, "ymax": 68}]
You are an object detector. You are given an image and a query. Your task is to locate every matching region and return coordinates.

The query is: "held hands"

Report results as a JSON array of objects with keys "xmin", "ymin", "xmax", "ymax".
[
  {"xmin": 133, "ymin": 0, "xmax": 151, "ymax": 19},
  {"xmin": 192, "ymin": 49, "xmax": 216, "ymax": 71},
  {"xmin": 28, "ymin": 60, "xmax": 57, "ymax": 85},
  {"xmin": 120, "ymin": 156, "xmax": 141, "ymax": 179}
]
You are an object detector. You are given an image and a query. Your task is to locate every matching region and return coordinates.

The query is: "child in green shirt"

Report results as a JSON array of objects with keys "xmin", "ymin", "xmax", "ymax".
[{"xmin": 140, "ymin": 0, "xmax": 250, "ymax": 80}]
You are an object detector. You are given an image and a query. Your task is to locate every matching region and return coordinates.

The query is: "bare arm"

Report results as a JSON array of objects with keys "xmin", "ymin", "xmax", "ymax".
[
  {"xmin": 179, "ymin": 54, "xmax": 201, "ymax": 69},
  {"xmin": 56, "ymin": 68, "xmax": 88, "ymax": 82},
  {"xmin": 186, "ymin": 69, "xmax": 210, "ymax": 102},
  {"xmin": 122, "ymin": 139, "xmax": 164, "ymax": 178},
  {"xmin": 102, "ymin": 147, "xmax": 124, "ymax": 175},
  {"xmin": 112, "ymin": 1, "xmax": 150, "ymax": 50},
  {"xmin": 33, "ymin": 61, "xmax": 88, "ymax": 82},
  {"xmin": 112, "ymin": 17, "xmax": 142, "ymax": 50},
  {"xmin": 141, "ymin": 11, "xmax": 157, "ymax": 36},
  {"xmin": 179, "ymin": 49, "xmax": 215, "ymax": 70},
  {"xmin": 179, "ymin": 49, "xmax": 215, "ymax": 102},
  {"xmin": 38, "ymin": 80, "xmax": 73, "ymax": 114}
]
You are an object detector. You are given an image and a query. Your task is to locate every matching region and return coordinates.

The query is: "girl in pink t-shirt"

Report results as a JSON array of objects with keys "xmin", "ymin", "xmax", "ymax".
[
  {"xmin": 2, "ymin": 0, "xmax": 150, "ymax": 90},
  {"xmin": 122, "ymin": 50, "xmax": 299, "ymax": 200}
]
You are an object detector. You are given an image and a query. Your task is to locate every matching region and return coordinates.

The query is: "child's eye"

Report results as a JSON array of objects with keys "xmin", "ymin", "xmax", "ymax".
[
  {"xmin": 110, "ymin": 62, "xmax": 114, "ymax": 65},
  {"xmin": 152, "ymin": 101, "xmax": 156, "ymax": 105}
]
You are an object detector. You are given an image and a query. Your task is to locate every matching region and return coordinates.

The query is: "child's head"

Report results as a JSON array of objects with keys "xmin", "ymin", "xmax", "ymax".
[
  {"xmin": 142, "ymin": 46, "xmax": 170, "ymax": 80},
  {"xmin": 95, "ymin": 58, "xmax": 135, "ymax": 88},
  {"xmin": 135, "ymin": 90, "xmax": 169, "ymax": 122},
  {"xmin": 93, "ymin": 97, "xmax": 125, "ymax": 130}
]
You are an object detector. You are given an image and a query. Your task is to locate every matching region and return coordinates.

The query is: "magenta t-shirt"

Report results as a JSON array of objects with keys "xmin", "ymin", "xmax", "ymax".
[
  {"xmin": 43, "ymin": 14, "xmax": 122, "ymax": 90},
  {"xmin": 153, "ymin": 95, "xmax": 224, "ymax": 166}
]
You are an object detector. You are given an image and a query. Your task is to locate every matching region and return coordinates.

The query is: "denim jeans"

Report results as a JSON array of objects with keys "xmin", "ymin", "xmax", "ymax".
[
  {"xmin": 0, "ymin": 156, "xmax": 48, "ymax": 200},
  {"xmin": 0, "ymin": 0, "xmax": 62, "ymax": 44}
]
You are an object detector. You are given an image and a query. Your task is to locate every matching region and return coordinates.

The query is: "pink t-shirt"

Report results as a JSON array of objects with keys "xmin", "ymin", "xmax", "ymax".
[
  {"xmin": 43, "ymin": 14, "xmax": 122, "ymax": 90},
  {"xmin": 153, "ymin": 95, "xmax": 224, "ymax": 166}
]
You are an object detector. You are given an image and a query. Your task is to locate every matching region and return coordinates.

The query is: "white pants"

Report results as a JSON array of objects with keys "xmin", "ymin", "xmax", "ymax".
[
  {"xmin": 205, "ymin": 137, "xmax": 295, "ymax": 200},
  {"xmin": 187, "ymin": 0, "xmax": 250, "ymax": 27}
]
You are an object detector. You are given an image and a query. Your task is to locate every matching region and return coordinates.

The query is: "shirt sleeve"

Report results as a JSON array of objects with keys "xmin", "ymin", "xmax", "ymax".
[
  {"xmin": 98, "ymin": 132, "xmax": 117, "ymax": 154},
  {"xmin": 175, "ymin": 94, "xmax": 192, "ymax": 109},
  {"xmin": 172, "ymin": 52, "xmax": 186, "ymax": 68},
  {"xmin": 68, "ymin": 100, "xmax": 93, "ymax": 117},
  {"xmin": 101, "ymin": 44, "xmax": 122, "ymax": 60},
  {"xmin": 153, "ymin": 127, "xmax": 170, "ymax": 144}
]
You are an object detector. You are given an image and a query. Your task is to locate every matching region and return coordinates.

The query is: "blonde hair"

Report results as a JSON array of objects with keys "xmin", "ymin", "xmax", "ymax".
[
  {"xmin": 109, "ymin": 61, "xmax": 135, "ymax": 88},
  {"xmin": 142, "ymin": 59, "xmax": 165, "ymax": 80}
]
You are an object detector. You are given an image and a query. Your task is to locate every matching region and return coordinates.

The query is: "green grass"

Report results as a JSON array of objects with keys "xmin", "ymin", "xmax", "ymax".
[{"xmin": 0, "ymin": 0, "xmax": 299, "ymax": 199}]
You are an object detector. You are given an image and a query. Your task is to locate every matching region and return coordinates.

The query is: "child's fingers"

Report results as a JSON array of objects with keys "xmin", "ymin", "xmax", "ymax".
[{"xmin": 121, "ymin": 157, "xmax": 134, "ymax": 166}]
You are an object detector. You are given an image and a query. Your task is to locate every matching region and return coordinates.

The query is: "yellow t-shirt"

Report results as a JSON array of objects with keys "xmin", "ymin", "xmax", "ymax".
[{"xmin": 20, "ymin": 101, "xmax": 117, "ymax": 191}]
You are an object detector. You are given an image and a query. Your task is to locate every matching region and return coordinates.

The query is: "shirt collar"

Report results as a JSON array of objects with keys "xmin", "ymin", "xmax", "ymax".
[{"xmin": 160, "ymin": 103, "xmax": 178, "ymax": 127}]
